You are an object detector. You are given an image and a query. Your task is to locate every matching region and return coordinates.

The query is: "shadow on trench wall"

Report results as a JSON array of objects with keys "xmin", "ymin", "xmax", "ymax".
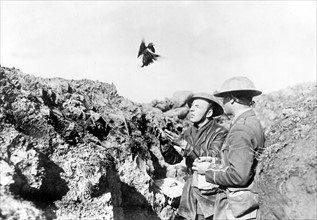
[
  {"xmin": 9, "ymin": 154, "xmax": 69, "ymax": 219},
  {"xmin": 106, "ymin": 163, "xmax": 161, "ymax": 220}
]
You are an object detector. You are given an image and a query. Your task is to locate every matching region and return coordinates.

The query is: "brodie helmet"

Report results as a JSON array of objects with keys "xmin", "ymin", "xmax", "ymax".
[
  {"xmin": 187, "ymin": 92, "xmax": 224, "ymax": 117},
  {"xmin": 214, "ymin": 76, "xmax": 262, "ymax": 98}
]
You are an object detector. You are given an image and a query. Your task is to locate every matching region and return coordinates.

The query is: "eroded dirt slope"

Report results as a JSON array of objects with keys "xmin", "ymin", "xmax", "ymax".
[
  {"xmin": 0, "ymin": 67, "xmax": 188, "ymax": 220},
  {"xmin": 255, "ymin": 83, "xmax": 317, "ymax": 219},
  {"xmin": 0, "ymin": 67, "xmax": 316, "ymax": 220}
]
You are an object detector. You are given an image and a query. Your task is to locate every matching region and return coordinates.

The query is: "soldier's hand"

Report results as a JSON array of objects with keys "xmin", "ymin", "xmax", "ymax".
[
  {"xmin": 195, "ymin": 156, "xmax": 217, "ymax": 164},
  {"xmin": 164, "ymin": 129, "xmax": 188, "ymax": 154},
  {"xmin": 164, "ymin": 130, "xmax": 184, "ymax": 147},
  {"xmin": 192, "ymin": 160, "xmax": 211, "ymax": 174}
]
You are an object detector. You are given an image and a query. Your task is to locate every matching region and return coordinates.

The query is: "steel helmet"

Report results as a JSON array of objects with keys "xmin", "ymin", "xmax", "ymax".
[
  {"xmin": 187, "ymin": 92, "xmax": 224, "ymax": 117},
  {"xmin": 214, "ymin": 76, "xmax": 262, "ymax": 98}
]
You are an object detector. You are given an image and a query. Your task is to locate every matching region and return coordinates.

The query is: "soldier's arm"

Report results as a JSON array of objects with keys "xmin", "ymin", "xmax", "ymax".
[
  {"xmin": 207, "ymin": 127, "xmax": 228, "ymax": 158},
  {"xmin": 205, "ymin": 125, "xmax": 255, "ymax": 187},
  {"xmin": 160, "ymin": 143, "xmax": 184, "ymax": 165}
]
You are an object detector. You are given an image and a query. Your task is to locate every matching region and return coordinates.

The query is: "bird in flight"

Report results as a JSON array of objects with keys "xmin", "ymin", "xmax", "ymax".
[{"xmin": 137, "ymin": 39, "xmax": 160, "ymax": 67}]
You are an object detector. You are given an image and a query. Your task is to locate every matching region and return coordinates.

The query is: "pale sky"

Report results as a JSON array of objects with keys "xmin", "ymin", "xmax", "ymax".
[{"xmin": 1, "ymin": 1, "xmax": 316, "ymax": 103}]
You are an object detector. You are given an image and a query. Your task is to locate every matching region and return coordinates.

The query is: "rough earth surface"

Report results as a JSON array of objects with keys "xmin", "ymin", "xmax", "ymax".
[
  {"xmin": 0, "ymin": 66, "xmax": 316, "ymax": 220},
  {"xmin": 255, "ymin": 83, "xmax": 317, "ymax": 219}
]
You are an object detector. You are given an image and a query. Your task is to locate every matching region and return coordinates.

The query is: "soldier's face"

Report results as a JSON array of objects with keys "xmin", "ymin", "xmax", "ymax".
[
  {"xmin": 188, "ymin": 99, "xmax": 210, "ymax": 123},
  {"xmin": 222, "ymin": 97, "xmax": 233, "ymax": 115}
]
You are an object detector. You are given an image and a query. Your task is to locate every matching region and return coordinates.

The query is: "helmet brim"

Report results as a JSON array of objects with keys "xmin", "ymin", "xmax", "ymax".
[
  {"xmin": 187, "ymin": 97, "xmax": 224, "ymax": 117},
  {"xmin": 214, "ymin": 89, "xmax": 262, "ymax": 98}
]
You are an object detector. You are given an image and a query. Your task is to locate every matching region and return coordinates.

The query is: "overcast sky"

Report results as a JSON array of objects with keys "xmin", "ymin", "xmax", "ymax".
[{"xmin": 1, "ymin": 1, "xmax": 316, "ymax": 103}]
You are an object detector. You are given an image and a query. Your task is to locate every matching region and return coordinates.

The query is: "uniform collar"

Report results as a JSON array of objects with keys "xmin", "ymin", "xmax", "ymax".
[{"xmin": 232, "ymin": 108, "xmax": 255, "ymax": 125}]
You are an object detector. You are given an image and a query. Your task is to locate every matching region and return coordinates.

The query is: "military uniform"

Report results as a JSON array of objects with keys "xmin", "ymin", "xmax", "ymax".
[
  {"xmin": 205, "ymin": 109, "xmax": 264, "ymax": 219},
  {"xmin": 161, "ymin": 120, "xmax": 228, "ymax": 219}
]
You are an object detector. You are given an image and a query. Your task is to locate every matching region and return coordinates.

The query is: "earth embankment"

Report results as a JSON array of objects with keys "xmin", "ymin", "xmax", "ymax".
[{"xmin": 0, "ymin": 67, "xmax": 316, "ymax": 220}]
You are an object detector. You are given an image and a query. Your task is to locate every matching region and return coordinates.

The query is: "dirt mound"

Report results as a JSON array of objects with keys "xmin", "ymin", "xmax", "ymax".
[
  {"xmin": 254, "ymin": 83, "xmax": 317, "ymax": 219},
  {"xmin": 0, "ymin": 67, "xmax": 189, "ymax": 220},
  {"xmin": 0, "ymin": 66, "xmax": 316, "ymax": 220}
]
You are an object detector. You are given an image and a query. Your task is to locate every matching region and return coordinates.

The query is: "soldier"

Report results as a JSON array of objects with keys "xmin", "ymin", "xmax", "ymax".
[
  {"xmin": 193, "ymin": 76, "xmax": 265, "ymax": 220},
  {"xmin": 161, "ymin": 93, "xmax": 228, "ymax": 220}
]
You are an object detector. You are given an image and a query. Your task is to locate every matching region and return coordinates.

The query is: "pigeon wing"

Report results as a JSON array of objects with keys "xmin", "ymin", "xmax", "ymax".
[
  {"xmin": 138, "ymin": 40, "xmax": 147, "ymax": 57},
  {"xmin": 147, "ymin": 44, "xmax": 155, "ymax": 53}
]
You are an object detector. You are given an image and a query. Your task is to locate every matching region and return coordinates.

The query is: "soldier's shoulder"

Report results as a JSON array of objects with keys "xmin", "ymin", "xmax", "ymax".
[
  {"xmin": 214, "ymin": 122, "xmax": 228, "ymax": 133},
  {"xmin": 232, "ymin": 116, "xmax": 261, "ymax": 134},
  {"xmin": 231, "ymin": 117, "xmax": 250, "ymax": 131},
  {"xmin": 236, "ymin": 114, "xmax": 260, "ymax": 125}
]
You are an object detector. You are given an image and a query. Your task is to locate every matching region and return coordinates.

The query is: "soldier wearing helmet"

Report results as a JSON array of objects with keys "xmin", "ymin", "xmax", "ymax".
[
  {"xmin": 193, "ymin": 76, "xmax": 265, "ymax": 220},
  {"xmin": 161, "ymin": 92, "xmax": 228, "ymax": 220}
]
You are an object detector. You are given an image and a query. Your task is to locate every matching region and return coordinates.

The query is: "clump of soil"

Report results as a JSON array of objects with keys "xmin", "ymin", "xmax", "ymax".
[{"xmin": 0, "ymin": 66, "xmax": 316, "ymax": 220}]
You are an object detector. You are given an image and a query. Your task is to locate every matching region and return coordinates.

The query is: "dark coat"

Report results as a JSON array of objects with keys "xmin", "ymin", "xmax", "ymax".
[
  {"xmin": 161, "ymin": 120, "xmax": 228, "ymax": 219},
  {"xmin": 205, "ymin": 109, "xmax": 264, "ymax": 219}
]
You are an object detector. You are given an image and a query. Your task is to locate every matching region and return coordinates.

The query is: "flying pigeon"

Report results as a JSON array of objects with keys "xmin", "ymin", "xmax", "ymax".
[{"xmin": 137, "ymin": 40, "xmax": 160, "ymax": 67}]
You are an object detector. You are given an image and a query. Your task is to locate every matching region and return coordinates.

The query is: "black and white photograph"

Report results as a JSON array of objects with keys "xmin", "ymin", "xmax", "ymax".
[{"xmin": 0, "ymin": 1, "xmax": 316, "ymax": 220}]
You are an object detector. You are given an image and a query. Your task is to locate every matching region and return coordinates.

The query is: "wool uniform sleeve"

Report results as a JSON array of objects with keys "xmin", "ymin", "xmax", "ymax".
[
  {"xmin": 160, "ymin": 143, "xmax": 184, "ymax": 165},
  {"xmin": 206, "ymin": 128, "xmax": 228, "ymax": 158},
  {"xmin": 205, "ymin": 125, "xmax": 256, "ymax": 187}
]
